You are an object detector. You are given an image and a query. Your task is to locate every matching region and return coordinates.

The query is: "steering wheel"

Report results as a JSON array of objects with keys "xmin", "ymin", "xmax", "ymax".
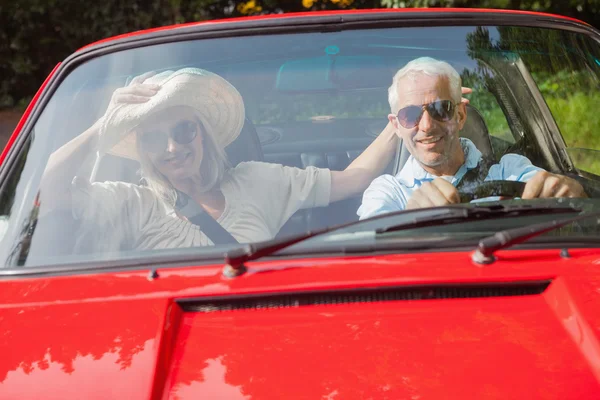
[{"xmin": 458, "ymin": 180, "xmax": 526, "ymax": 203}]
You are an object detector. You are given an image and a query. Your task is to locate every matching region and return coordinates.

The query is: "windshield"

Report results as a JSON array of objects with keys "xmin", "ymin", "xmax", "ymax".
[{"xmin": 1, "ymin": 24, "xmax": 600, "ymax": 268}]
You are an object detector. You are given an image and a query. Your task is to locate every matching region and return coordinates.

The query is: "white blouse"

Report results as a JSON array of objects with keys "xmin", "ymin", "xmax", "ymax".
[{"xmin": 71, "ymin": 161, "xmax": 331, "ymax": 252}]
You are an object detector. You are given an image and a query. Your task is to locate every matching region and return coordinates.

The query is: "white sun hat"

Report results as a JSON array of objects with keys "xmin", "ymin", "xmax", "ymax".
[{"xmin": 97, "ymin": 67, "xmax": 245, "ymax": 161}]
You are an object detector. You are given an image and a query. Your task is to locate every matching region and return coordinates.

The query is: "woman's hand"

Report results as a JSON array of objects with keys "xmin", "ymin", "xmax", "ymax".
[
  {"xmin": 461, "ymin": 87, "xmax": 472, "ymax": 105},
  {"xmin": 111, "ymin": 72, "xmax": 159, "ymax": 104},
  {"xmin": 40, "ymin": 71, "xmax": 161, "ymax": 214},
  {"xmin": 95, "ymin": 72, "xmax": 160, "ymax": 151}
]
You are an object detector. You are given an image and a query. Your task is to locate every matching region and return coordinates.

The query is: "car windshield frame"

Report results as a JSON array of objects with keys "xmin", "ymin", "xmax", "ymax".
[{"xmin": 1, "ymin": 11, "xmax": 599, "ymax": 274}]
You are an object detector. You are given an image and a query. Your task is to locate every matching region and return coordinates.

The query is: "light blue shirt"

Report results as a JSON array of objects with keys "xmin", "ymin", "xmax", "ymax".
[{"xmin": 357, "ymin": 138, "xmax": 543, "ymax": 220}]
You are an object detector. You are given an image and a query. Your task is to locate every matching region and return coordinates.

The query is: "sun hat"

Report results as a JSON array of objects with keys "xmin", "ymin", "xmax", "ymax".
[{"xmin": 98, "ymin": 67, "xmax": 245, "ymax": 161}]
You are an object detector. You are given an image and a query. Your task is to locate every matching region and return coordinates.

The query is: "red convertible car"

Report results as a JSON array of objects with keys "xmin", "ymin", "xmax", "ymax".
[{"xmin": 1, "ymin": 8, "xmax": 600, "ymax": 399}]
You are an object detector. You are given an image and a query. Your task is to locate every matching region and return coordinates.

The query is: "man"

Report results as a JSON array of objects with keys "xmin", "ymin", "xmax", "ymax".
[{"xmin": 357, "ymin": 57, "xmax": 586, "ymax": 219}]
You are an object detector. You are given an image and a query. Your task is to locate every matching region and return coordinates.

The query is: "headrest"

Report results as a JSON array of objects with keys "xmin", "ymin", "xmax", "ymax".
[
  {"xmin": 461, "ymin": 104, "xmax": 493, "ymax": 160},
  {"xmin": 224, "ymin": 118, "xmax": 264, "ymax": 166}
]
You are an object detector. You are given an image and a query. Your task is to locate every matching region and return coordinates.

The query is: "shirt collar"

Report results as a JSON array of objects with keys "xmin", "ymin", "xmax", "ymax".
[{"xmin": 397, "ymin": 138, "xmax": 482, "ymax": 186}]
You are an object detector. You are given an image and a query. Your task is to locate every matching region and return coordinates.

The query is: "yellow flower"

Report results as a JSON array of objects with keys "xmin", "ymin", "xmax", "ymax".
[
  {"xmin": 237, "ymin": 0, "xmax": 263, "ymax": 14},
  {"xmin": 302, "ymin": 0, "xmax": 315, "ymax": 8},
  {"xmin": 330, "ymin": 0, "xmax": 353, "ymax": 6}
]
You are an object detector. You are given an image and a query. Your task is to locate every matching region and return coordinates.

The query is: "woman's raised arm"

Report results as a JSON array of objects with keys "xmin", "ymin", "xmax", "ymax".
[{"xmin": 38, "ymin": 73, "xmax": 159, "ymax": 214}]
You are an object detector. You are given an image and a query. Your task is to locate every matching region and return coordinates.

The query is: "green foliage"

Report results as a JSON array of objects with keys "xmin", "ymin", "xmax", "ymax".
[
  {"xmin": 546, "ymin": 92, "xmax": 600, "ymax": 174},
  {"xmin": 527, "ymin": 65, "xmax": 600, "ymax": 173},
  {"xmin": 547, "ymin": 92, "xmax": 600, "ymax": 148},
  {"xmin": 568, "ymin": 149, "xmax": 600, "ymax": 176},
  {"xmin": 521, "ymin": 37, "xmax": 600, "ymax": 173},
  {"xmin": 0, "ymin": 0, "xmax": 219, "ymax": 109}
]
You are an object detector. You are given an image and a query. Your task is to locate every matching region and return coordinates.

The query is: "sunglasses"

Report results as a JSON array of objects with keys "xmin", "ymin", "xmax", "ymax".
[
  {"xmin": 396, "ymin": 100, "xmax": 457, "ymax": 129},
  {"xmin": 139, "ymin": 119, "xmax": 199, "ymax": 153}
]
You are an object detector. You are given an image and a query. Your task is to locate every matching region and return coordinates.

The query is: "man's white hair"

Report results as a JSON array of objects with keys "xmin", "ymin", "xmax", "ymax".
[{"xmin": 388, "ymin": 57, "xmax": 462, "ymax": 112}]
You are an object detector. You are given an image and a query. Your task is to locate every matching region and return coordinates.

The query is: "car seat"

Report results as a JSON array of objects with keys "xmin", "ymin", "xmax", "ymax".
[{"xmin": 224, "ymin": 118, "xmax": 264, "ymax": 165}]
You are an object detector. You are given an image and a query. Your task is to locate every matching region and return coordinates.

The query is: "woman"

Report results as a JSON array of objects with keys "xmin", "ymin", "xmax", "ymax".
[{"xmin": 39, "ymin": 67, "xmax": 401, "ymax": 252}]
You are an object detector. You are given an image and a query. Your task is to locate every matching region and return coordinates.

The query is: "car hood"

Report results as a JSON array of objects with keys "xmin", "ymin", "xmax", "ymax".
[{"xmin": 1, "ymin": 248, "xmax": 600, "ymax": 399}]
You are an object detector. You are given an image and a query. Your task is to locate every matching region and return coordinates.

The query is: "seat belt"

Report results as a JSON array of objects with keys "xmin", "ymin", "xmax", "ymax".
[
  {"xmin": 455, "ymin": 157, "xmax": 495, "ymax": 193},
  {"xmin": 175, "ymin": 191, "xmax": 239, "ymax": 245}
]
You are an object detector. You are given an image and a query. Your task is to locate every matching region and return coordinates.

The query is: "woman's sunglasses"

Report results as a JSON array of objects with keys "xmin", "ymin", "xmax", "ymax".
[
  {"xmin": 139, "ymin": 119, "xmax": 199, "ymax": 153},
  {"xmin": 396, "ymin": 100, "xmax": 457, "ymax": 129}
]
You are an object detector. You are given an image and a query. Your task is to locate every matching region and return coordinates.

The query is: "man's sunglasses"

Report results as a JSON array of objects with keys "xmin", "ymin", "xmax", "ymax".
[
  {"xmin": 396, "ymin": 100, "xmax": 457, "ymax": 129},
  {"xmin": 139, "ymin": 119, "xmax": 199, "ymax": 153}
]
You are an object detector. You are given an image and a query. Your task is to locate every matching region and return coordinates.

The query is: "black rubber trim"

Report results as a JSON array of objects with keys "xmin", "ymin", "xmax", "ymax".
[{"xmin": 179, "ymin": 280, "xmax": 552, "ymax": 312}]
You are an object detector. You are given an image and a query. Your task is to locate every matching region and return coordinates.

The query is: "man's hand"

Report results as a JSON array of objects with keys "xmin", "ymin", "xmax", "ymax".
[
  {"xmin": 522, "ymin": 171, "xmax": 587, "ymax": 199},
  {"xmin": 407, "ymin": 178, "xmax": 460, "ymax": 209}
]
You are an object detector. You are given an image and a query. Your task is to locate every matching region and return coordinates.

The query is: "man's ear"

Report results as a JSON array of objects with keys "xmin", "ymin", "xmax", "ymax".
[
  {"xmin": 456, "ymin": 103, "xmax": 467, "ymax": 130},
  {"xmin": 388, "ymin": 113, "xmax": 399, "ymax": 130}
]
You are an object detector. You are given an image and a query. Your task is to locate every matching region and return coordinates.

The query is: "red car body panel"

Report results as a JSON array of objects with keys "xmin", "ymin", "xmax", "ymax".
[
  {"xmin": 2, "ymin": 8, "xmax": 600, "ymax": 400},
  {"xmin": 2, "ymin": 249, "xmax": 600, "ymax": 399}
]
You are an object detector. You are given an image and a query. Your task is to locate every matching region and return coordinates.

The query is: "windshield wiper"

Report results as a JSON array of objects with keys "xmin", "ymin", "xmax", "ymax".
[
  {"xmin": 222, "ymin": 228, "xmax": 332, "ymax": 278},
  {"xmin": 376, "ymin": 203, "xmax": 580, "ymax": 234},
  {"xmin": 472, "ymin": 211, "xmax": 600, "ymax": 264},
  {"xmin": 222, "ymin": 203, "xmax": 581, "ymax": 278}
]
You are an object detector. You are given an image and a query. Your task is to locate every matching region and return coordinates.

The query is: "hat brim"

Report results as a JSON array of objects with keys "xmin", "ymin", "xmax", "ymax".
[{"xmin": 101, "ymin": 68, "xmax": 245, "ymax": 161}]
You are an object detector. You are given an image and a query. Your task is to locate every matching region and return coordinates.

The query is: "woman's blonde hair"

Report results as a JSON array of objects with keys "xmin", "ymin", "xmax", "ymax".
[{"xmin": 136, "ymin": 113, "xmax": 231, "ymax": 206}]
